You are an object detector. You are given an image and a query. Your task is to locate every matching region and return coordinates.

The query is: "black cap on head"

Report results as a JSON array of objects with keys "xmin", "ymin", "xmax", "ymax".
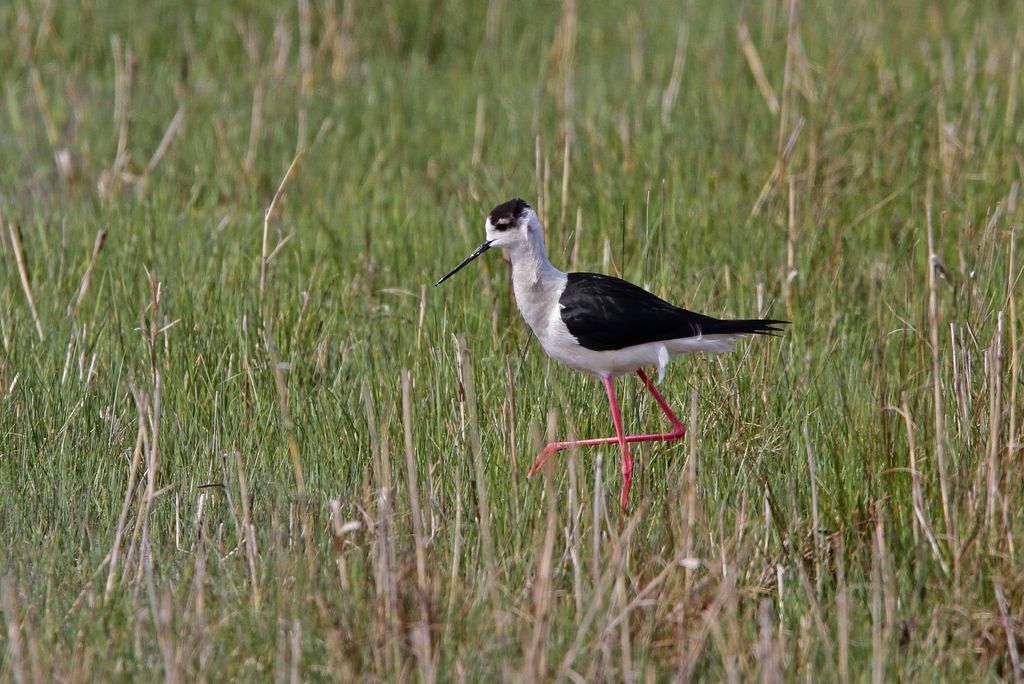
[{"xmin": 488, "ymin": 198, "xmax": 531, "ymax": 230}]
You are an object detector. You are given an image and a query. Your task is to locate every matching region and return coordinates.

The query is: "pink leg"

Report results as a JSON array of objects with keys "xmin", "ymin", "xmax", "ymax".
[
  {"xmin": 634, "ymin": 369, "xmax": 686, "ymax": 438},
  {"xmin": 527, "ymin": 369, "xmax": 688, "ymax": 510},
  {"xmin": 602, "ymin": 376, "xmax": 634, "ymax": 512}
]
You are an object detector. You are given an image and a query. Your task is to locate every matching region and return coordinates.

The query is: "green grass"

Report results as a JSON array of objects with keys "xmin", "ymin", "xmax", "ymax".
[{"xmin": 1, "ymin": 0, "xmax": 1022, "ymax": 680}]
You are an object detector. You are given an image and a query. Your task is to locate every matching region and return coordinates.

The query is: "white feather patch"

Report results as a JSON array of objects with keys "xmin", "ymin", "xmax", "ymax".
[{"xmin": 656, "ymin": 343, "xmax": 670, "ymax": 383}]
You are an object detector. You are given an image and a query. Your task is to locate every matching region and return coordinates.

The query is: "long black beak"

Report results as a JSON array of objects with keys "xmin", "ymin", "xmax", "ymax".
[{"xmin": 435, "ymin": 240, "xmax": 492, "ymax": 286}]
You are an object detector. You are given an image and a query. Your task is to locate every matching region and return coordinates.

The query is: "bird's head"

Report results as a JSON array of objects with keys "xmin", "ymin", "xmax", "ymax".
[
  {"xmin": 436, "ymin": 198, "xmax": 538, "ymax": 285},
  {"xmin": 483, "ymin": 197, "xmax": 535, "ymax": 249}
]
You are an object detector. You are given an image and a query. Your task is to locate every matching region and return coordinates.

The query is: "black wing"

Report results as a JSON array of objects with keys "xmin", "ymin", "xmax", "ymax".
[{"xmin": 559, "ymin": 272, "xmax": 786, "ymax": 351}]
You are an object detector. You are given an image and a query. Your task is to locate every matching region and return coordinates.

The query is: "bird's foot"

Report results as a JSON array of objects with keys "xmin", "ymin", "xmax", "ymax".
[{"xmin": 527, "ymin": 443, "xmax": 564, "ymax": 477}]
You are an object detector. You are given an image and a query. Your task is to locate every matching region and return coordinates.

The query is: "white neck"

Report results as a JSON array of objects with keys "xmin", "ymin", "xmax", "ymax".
[
  {"xmin": 507, "ymin": 217, "xmax": 566, "ymax": 335},
  {"xmin": 509, "ymin": 220, "xmax": 563, "ymax": 285}
]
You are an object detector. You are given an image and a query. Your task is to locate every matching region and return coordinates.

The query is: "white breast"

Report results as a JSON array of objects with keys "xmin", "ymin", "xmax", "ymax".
[
  {"xmin": 541, "ymin": 326, "xmax": 741, "ymax": 378},
  {"xmin": 503, "ymin": 225, "xmax": 739, "ymax": 379}
]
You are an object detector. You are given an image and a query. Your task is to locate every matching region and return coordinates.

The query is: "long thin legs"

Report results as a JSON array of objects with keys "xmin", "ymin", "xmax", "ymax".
[
  {"xmin": 528, "ymin": 368, "xmax": 688, "ymax": 511},
  {"xmin": 602, "ymin": 375, "xmax": 633, "ymax": 511},
  {"xmin": 635, "ymin": 369, "xmax": 686, "ymax": 437}
]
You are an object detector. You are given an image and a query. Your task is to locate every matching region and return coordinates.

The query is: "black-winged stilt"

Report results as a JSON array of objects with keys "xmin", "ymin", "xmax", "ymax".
[{"xmin": 437, "ymin": 198, "xmax": 786, "ymax": 512}]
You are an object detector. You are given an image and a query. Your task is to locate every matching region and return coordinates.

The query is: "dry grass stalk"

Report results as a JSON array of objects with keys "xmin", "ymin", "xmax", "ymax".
[
  {"xmin": 993, "ymin": 578, "xmax": 1022, "ymax": 680},
  {"xmin": 550, "ymin": 0, "xmax": 577, "ymax": 139},
  {"xmin": 737, "ymin": 23, "xmax": 779, "ymax": 115},
  {"xmin": 877, "ymin": 509, "xmax": 896, "ymax": 634},
  {"xmin": 266, "ymin": 316, "xmax": 310, "ymax": 533},
  {"xmin": 216, "ymin": 451, "xmax": 245, "ymax": 563},
  {"xmin": 614, "ymin": 568, "xmax": 633, "ymax": 681},
  {"xmin": 402, "ymin": 369, "xmax": 436, "ymax": 684},
  {"xmin": 111, "ymin": 36, "xmax": 132, "ymax": 174},
  {"xmin": 985, "ymin": 312, "xmax": 1004, "ymax": 543},
  {"xmin": 446, "ymin": 457, "xmax": 464, "ymax": 617},
  {"xmin": 297, "ymin": 0, "xmax": 313, "ymax": 153},
  {"xmin": 192, "ymin": 525, "xmax": 208, "ymax": 678},
  {"xmin": 29, "ymin": 67, "xmax": 59, "ymax": 152},
  {"xmin": 803, "ymin": 424, "xmax": 821, "ymax": 590},
  {"xmin": 757, "ymin": 598, "xmax": 781, "ymax": 683},
  {"xmin": 558, "ymin": 507, "xmax": 641, "ymax": 680},
  {"xmin": 535, "ymin": 134, "xmax": 545, "ymax": 226},
  {"xmin": 361, "ymin": 382, "xmax": 388, "ymax": 666},
  {"xmin": 777, "ymin": 0, "xmax": 800, "ymax": 158},
  {"xmin": 1006, "ymin": 225, "xmax": 1020, "ymax": 554},
  {"xmin": 145, "ymin": 105, "xmax": 185, "ymax": 174},
  {"xmin": 599, "ymin": 535, "xmax": 679, "ymax": 640},
  {"xmin": 323, "ymin": 0, "xmax": 355, "ymax": 82},
  {"xmin": 570, "ymin": 207, "xmax": 583, "ymax": 272},
  {"xmin": 683, "ymin": 390, "xmax": 698, "ymax": 571},
  {"xmin": 133, "ymin": 272, "xmax": 165, "ymax": 591},
  {"xmin": 104, "ymin": 422, "xmax": 145, "ymax": 600},
  {"xmin": 870, "ymin": 515, "xmax": 885, "ymax": 684},
  {"xmin": 591, "ymin": 450, "xmax": 603, "ymax": 587},
  {"xmin": 120, "ymin": 393, "xmax": 151, "ymax": 585},
  {"xmin": 258, "ymin": 150, "xmax": 312, "ymax": 570},
  {"xmin": 785, "ymin": 178, "xmax": 797, "ymax": 318},
  {"xmin": 70, "ymin": 227, "xmax": 108, "ymax": 316},
  {"xmin": 0, "ymin": 214, "xmax": 9, "ymax": 261},
  {"xmin": 536, "ymin": 133, "xmax": 544, "ymax": 227},
  {"xmin": 233, "ymin": 450, "xmax": 261, "ymax": 611},
  {"xmin": 243, "ymin": 81, "xmax": 264, "ymax": 174},
  {"xmin": 504, "ymin": 356, "xmax": 522, "ymax": 526},
  {"xmin": 525, "ymin": 410, "xmax": 560, "ymax": 681},
  {"xmin": 367, "ymin": 382, "xmax": 402, "ymax": 674},
  {"xmin": 1005, "ymin": 36, "xmax": 1021, "ymax": 131},
  {"xmin": 950, "ymin": 324, "xmax": 969, "ymax": 427},
  {"xmin": 560, "ymin": 134, "xmax": 571, "ymax": 248},
  {"xmin": 835, "ymin": 535, "xmax": 849, "ymax": 684},
  {"xmin": 705, "ymin": 594, "xmax": 738, "ymax": 683},
  {"xmin": 97, "ymin": 36, "xmax": 136, "ymax": 198},
  {"xmin": 898, "ymin": 393, "xmax": 949, "ymax": 575},
  {"xmin": 260, "ymin": 152, "xmax": 304, "ymax": 309},
  {"xmin": 144, "ymin": 558, "xmax": 181, "ymax": 683},
  {"xmin": 661, "ymin": 22, "xmax": 689, "ymax": 124},
  {"xmin": 567, "ymin": 439, "xmax": 582, "ymax": 619},
  {"xmin": 925, "ymin": 198, "xmax": 954, "ymax": 544},
  {"xmin": 543, "ymin": 157, "xmax": 551, "ymax": 236},
  {"xmin": 794, "ymin": 559, "xmax": 834, "ymax": 666},
  {"xmin": 749, "ymin": 117, "xmax": 804, "ymax": 219},
  {"xmin": 446, "ymin": 356, "xmax": 467, "ymax": 621},
  {"xmin": 936, "ymin": 93, "xmax": 957, "ymax": 195},
  {"xmin": 676, "ymin": 554, "xmax": 741, "ymax": 681},
  {"xmin": 872, "ymin": 505, "xmax": 897, "ymax": 683},
  {"xmin": 745, "ymin": 0, "xmax": 802, "ymax": 222},
  {"xmin": 2, "ymin": 575, "xmax": 28, "ymax": 684},
  {"xmin": 484, "ymin": 0, "xmax": 507, "ymax": 43},
  {"xmin": 289, "ymin": 619, "xmax": 302, "ymax": 684},
  {"xmin": 6, "ymin": 220, "xmax": 44, "ymax": 341},
  {"xmin": 456, "ymin": 337, "xmax": 499, "ymax": 608},
  {"xmin": 328, "ymin": 500, "xmax": 352, "ymax": 592},
  {"xmin": 472, "ymin": 94, "xmax": 486, "ymax": 166}
]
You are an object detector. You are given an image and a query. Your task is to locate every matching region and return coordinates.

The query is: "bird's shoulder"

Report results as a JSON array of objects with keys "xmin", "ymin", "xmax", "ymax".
[
  {"xmin": 559, "ymin": 272, "xmax": 683, "ymax": 316},
  {"xmin": 557, "ymin": 272, "xmax": 720, "ymax": 351}
]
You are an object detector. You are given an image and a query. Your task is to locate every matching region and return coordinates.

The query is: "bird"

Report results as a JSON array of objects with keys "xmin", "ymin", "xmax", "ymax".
[{"xmin": 436, "ymin": 198, "xmax": 786, "ymax": 512}]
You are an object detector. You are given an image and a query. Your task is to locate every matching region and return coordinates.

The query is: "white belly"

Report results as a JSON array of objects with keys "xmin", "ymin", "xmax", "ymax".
[
  {"xmin": 535, "ymin": 306, "xmax": 739, "ymax": 378},
  {"xmin": 508, "ymin": 263, "xmax": 737, "ymax": 379}
]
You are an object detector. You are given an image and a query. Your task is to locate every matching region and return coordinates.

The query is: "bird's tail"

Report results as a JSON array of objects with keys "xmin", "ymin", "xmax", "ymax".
[{"xmin": 705, "ymin": 318, "xmax": 788, "ymax": 337}]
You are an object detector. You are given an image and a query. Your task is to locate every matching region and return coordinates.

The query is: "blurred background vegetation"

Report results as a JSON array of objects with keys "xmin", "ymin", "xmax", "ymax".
[{"xmin": 1, "ymin": 0, "xmax": 1022, "ymax": 680}]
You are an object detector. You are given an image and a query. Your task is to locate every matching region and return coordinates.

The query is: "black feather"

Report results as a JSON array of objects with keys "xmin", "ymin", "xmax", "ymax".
[
  {"xmin": 559, "ymin": 272, "xmax": 787, "ymax": 351},
  {"xmin": 488, "ymin": 198, "xmax": 530, "ymax": 230}
]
